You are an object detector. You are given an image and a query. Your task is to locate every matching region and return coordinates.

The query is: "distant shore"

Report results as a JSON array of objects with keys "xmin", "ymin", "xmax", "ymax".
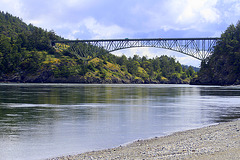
[
  {"xmin": 48, "ymin": 119, "xmax": 240, "ymax": 160},
  {"xmin": 0, "ymin": 75, "xmax": 189, "ymax": 84}
]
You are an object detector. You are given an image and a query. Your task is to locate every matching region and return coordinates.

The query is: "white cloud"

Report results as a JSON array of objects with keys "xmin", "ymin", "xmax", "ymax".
[
  {"xmin": 61, "ymin": 0, "xmax": 99, "ymax": 10},
  {"xmin": 0, "ymin": 0, "xmax": 239, "ymax": 66},
  {"xmin": 0, "ymin": 0, "xmax": 24, "ymax": 17},
  {"xmin": 66, "ymin": 0, "xmax": 86, "ymax": 7},
  {"xmin": 221, "ymin": 0, "xmax": 240, "ymax": 24},
  {"xmin": 200, "ymin": 8, "xmax": 220, "ymax": 23},
  {"xmin": 176, "ymin": 56, "xmax": 201, "ymax": 67},
  {"xmin": 82, "ymin": 17, "xmax": 124, "ymax": 39},
  {"xmin": 0, "ymin": 0, "xmax": 235, "ymax": 38},
  {"xmin": 60, "ymin": 17, "xmax": 125, "ymax": 39},
  {"xmin": 175, "ymin": 0, "xmax": 220, "ymax": 26},
  {"xmin": 125, "ymin": 0, "xmax": 221, "ymax": 34}
]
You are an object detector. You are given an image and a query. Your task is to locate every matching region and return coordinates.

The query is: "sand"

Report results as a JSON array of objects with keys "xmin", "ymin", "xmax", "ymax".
[{"xmin": 48, "ymin": 119, "xmax": 240, "ymax": 160}]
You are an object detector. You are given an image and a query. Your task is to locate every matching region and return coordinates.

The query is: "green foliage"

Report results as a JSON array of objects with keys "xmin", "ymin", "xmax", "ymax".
[
  {"xmin": 20, "ymin": 51, "xmax": 46, "ymax": 74},
  {"xmin": 0, "ymin": 11, "xmax": 197, "ymax": 83},
  {"xmin": 113, "ymin": 54, "xmax": 197, "ymax": 83},
  {"xmin": 191, "ymin": 21, "xmax": 240, "ymax": 85},
  {"xmin": 0, "ymin": 11, "xmax": 62, "ymax": 75}
]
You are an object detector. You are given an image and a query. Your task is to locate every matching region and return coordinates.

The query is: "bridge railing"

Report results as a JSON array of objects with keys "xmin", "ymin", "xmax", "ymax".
[{"xmin": 52, "ymin": 38, "xmax": 220, "ymax": 60}]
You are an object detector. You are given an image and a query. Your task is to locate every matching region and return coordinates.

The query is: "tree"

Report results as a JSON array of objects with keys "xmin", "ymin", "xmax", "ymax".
[
  {"xmin": 191, "ymin": 20, "xmax": 240, "ymax": 85},
  {"xmin": 0, "ymin": 11, "xmax": 198, "ymax": 84},
  {"xmin": 175, "ymin": 62, "xmax": 182, "ymax": 73},
  {"xmin": 117, "ymin": 55, "xmax": 127, "ymax": 66},
  {"xmin": 186, "ymin": 66, "xmax": 195, "ymax": 77}
]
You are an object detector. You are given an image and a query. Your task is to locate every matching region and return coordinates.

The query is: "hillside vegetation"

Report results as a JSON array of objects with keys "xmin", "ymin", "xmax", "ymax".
[
  {"xmin": 191, "ymin": 21, "xmax": 240, "ymax": 85},
  {"xmin": 0, "ymin": 11, "xmax": 197, "ymax": 83}
]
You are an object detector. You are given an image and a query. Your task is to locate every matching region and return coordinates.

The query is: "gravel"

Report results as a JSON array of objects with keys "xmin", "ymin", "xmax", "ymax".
[{"xmin": 48, "ymin": 119, "xmax": 240, "ymax": 160}]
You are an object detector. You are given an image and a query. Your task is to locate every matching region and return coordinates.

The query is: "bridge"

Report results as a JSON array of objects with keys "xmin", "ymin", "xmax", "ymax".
[{"xmin": 52, "ymin": 38, "xmax": 220, "ymax": 60}]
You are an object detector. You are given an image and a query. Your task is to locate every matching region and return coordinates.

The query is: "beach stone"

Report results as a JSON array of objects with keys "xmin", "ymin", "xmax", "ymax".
[{"xmin": 48, "ymin": 119, "xmax": 240, "ymax": 160}]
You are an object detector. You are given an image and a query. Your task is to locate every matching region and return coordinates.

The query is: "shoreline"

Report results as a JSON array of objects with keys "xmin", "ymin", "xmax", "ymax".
[{"xmin": 48, "ymin": 119, "xmax": 240, "ymax": 160}]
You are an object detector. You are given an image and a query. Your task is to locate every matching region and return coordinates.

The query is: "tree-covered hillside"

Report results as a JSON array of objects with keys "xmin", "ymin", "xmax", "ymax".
[
  {"xmin": 0, "ymin": 11, "xmax": 62, "ymax": 76},
  {"xmin": 191, "ymin": 21, "xmax": 240, "ymax": 85},
  {"xmin": 0, "ymin": 11, "xmax": 197, "ymax": 83}
]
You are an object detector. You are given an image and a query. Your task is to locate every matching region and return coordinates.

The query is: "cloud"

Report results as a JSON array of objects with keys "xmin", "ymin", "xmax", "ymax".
[
  {"xmin": 81, "ymin": 17, "xmax": 124, "ymax": 39},
  {"xmin": 0, "ymin": 0, "xmax": 239, "ymax": 66},
  {"xmin": 65, "ymin": 0, "xmax": 91, "ymax": 8},
  {"xmin": 175, "ymin": 0, "xmax": 220, "ymax": 24},
  {"xmin": 220, "ymin": 0, "xmax": 240, "ymax": 24},
  {"xmin": 0, "ymin": 0, "xmax": 236, "ymax": 38},
  {"xmin": 54, "ymin": 17, "xmax": 124, "ymax": 39},
  {"xmin": 0, "ymin": 0, "xmax": 24, "ymax": 17}
]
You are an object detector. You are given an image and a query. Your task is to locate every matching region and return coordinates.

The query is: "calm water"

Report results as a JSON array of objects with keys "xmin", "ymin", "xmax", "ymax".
[{"xmin": 0, "ymin": 84, "xmax": 240, "ymax": 160}]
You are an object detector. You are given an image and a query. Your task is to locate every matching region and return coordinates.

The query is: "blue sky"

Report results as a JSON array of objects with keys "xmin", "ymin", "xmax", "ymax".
[{"xmin": 1, "ymin": 0, "xmax": 240, "ymax": 67}]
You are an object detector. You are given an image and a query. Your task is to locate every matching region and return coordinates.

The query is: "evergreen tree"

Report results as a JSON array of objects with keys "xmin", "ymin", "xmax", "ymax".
[
  {"xmin": 0, "ymin": 11, "xmax": 198, "ymax": 84},
  {"xmin": 191, "ymin": 21, "xmax": 240, "ymax": 85}
]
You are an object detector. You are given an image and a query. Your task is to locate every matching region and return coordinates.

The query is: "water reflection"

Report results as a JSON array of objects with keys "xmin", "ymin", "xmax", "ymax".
[
  {"xmin": 199, "ymin": 86, "xmax": 240, "ymax": 122},
  {"xmin": 0, "ymin": 84, "xmax": 239, "ymax": 160}
]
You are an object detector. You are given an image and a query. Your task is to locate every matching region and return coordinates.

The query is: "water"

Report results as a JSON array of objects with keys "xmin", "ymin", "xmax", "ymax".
[{"xmin": 0, "ymin": 84, "xmax": 239, "ymax": 160}]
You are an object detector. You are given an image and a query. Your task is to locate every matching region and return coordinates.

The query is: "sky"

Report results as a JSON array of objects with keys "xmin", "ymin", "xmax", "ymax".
[{"xmin": 1, "ymin": 0, "xmax": 240, "ymax": 67}]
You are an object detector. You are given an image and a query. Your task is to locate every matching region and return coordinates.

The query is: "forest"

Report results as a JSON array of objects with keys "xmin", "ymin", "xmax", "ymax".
[{"xmin": 0, "ymin": 11, "xmax": 197, "ymax": 84}]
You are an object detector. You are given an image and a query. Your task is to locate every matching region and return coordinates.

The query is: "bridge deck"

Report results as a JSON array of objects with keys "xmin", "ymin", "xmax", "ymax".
[
  {"xmin": 52, "ymin": 38, "xmax": 220, "ymax": 60},
  {"xmin": 52, "ymin": 37, "xmax": 220, "ymax": 43}
]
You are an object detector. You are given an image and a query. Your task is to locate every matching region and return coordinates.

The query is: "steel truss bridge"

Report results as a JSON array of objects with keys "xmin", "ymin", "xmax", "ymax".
[{"xmin": 52, "ymin": 38, "xmax": 220, "ymax": 60}]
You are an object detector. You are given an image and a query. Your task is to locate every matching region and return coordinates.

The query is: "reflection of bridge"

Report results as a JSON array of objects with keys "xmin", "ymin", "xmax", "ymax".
[{"xmin": 52, "ymin": 38, "xmax": 220, "ymax": 60}]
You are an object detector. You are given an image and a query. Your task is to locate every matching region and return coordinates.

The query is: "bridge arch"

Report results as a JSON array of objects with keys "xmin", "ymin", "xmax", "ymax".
[{"xmin": 52, "ymin": 38, "xmax": 220, "ymax": 60}]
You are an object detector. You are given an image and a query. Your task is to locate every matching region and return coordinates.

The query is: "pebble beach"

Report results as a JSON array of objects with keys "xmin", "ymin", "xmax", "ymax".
[{"xmin": 49, "ymin": 119, "xmax": 240, "ymax": 160}]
